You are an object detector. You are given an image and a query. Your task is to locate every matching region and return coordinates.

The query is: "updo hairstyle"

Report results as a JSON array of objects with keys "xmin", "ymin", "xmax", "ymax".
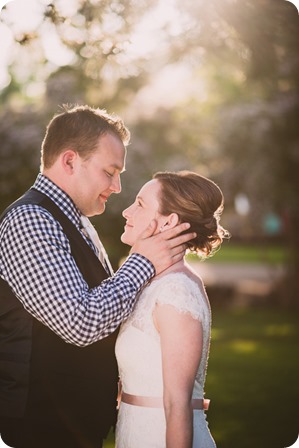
[{"xmin": 153, "ymin": 171, "xmax": 229, "ymax": 258}]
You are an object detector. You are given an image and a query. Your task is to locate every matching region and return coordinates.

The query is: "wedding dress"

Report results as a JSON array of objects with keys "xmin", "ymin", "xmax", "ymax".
[{"xmin": 115, "ymin": 271, "xmax": 216, "ymax": 447}]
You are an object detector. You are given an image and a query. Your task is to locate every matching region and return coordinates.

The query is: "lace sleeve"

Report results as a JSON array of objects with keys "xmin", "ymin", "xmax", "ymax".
[{"xmin": 150, "ymin": 273, "xmax": 209, "ymax": 324}]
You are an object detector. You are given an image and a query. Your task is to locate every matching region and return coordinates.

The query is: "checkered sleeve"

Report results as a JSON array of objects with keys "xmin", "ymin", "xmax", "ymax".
[{"xmin": 0, "ymin": 205, "xmax": 155, "ymax": 346}]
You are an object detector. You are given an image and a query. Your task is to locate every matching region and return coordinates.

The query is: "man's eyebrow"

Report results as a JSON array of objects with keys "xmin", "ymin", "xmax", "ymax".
[{"xmin": 110, "ymin": 163, "xmax": 126, "ymax": 173}]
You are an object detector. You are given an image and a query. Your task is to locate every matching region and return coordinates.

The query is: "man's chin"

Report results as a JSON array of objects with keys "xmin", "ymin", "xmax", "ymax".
[
  {"xmin": 88, "ymin": 209, "xmax": 105, "ymax": 217},
  {"xmin": 96, "ymin": 204, "xmax": 106, "ymax": 215}
]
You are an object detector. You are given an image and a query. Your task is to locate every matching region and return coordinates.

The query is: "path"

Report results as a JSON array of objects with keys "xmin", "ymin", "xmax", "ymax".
[{"xmin": 188, "ymin": 261, "xmax": 286, "ymax": 302}]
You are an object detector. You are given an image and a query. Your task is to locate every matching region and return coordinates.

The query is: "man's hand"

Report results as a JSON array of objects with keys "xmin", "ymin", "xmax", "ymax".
[{"xmin": 131, "ymin": 220, "xmax": 196, "ymax": 275}]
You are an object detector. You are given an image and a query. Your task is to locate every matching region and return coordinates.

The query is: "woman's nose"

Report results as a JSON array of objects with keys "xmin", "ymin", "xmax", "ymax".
[{"xmin": 122, "ymin": 204, "xmax": 133, "ymax": 218}]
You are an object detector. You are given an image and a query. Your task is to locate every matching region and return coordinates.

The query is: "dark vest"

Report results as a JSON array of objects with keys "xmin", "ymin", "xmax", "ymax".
[{"xmin": 0, "ymin": 189, "xmax": 118, "ymax": 440}]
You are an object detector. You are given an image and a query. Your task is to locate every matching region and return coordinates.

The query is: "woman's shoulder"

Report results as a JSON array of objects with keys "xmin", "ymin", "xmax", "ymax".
[
  {"xmin": 148, "ymin": 270, "xmax": 210, "ymax": 321},
  {"xmin": 150, "ymin": 269, "xmax": 204, "ymax": 293}
]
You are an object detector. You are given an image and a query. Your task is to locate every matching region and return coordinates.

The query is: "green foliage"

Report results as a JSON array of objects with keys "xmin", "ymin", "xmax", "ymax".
[
  {"xmin": 206, "ymin": 307, "xmax": 299, "ymax": 448},
  {"xmin": 0, "ymin": 107, "xmax": 45, "ymax": 209}
]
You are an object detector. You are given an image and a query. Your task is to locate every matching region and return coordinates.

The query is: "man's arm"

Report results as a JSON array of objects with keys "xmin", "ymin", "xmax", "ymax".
[
  {"xmin": 0, "ymin": 208, "xmax": 195, "ymax": 347},
  {"xmin": 0, "ymin": 205, "xmax": 154, "ymax": 346}
]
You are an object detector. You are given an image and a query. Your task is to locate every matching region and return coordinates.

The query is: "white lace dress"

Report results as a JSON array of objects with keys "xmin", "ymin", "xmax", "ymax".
[{"xmin": 115, "ymin": 272, "xmax": 216, "ymax": 448}]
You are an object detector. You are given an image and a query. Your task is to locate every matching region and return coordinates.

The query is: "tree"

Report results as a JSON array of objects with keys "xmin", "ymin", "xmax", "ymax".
[
  {"xmin": 1, "ymin": 0, "xmax": 298, "ymax": 295},
  {"xmin": 211, "ymin": 0, "xmax": 299, "ymax": 305}
]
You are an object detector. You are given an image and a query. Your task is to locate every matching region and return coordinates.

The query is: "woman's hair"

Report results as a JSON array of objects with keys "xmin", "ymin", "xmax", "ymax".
[
  {"xmin": 153, "ymin": 170, "xmax": 229, "ymax": 258},
  {"xmin": 41, "ymin": 104, "xmax": 130, "ymax": 170}
]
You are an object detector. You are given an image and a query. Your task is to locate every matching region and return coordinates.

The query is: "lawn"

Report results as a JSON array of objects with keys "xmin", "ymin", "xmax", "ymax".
[
  {"xmin": 187, "ymin": 242, "xmax": 288, "ymax": 264},
  {"xmin": 104, "ymin": 306, "xmax": 299, "ymax": 448},
  {"xmin": 205, "ymin": 306, "xmax": 299, "ymax": 448}
]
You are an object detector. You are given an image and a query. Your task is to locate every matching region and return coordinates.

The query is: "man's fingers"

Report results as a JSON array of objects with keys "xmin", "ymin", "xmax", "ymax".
[
  {"xmin": 155, "ymin": 245, "xmax": 187, "ymax": 275},
  {"xmin": 140, "ymin": 219, "xmax": 158, "ymax": 239},
  {"xmin": 160, "ymin": 222, "xmax": 191, "ymax": 240},
  {"xmin": 130, "ymin": 220, "xmax": 158, "ymax": 254},
  {"xmin": 170, "ymin": 249, "xmax": 188, "ymax": 264},
  {"xmin": 167, "ymin": 231, "xmax": 196, "ymax": 248},
  {"xmin": 131, "ymin": 221, "xmax": 195, "ymax": 274}
]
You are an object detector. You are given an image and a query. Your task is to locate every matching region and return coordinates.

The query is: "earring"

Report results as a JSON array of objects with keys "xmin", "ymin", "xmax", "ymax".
[{"xmin": 159, "ymin": 222, "xmax": 168, "ymax": 232}]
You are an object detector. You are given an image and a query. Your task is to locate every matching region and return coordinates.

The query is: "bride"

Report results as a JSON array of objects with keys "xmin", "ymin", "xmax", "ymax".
[{"xmin": 115, "ymin": 170, "xmax": 228, "ymax": 448}]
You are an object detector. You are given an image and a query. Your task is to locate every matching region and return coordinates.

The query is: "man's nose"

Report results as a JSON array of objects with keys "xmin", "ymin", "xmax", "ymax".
[{"xmin": 111, "ymin": 175, "xmax": 121, "ymax": 193}]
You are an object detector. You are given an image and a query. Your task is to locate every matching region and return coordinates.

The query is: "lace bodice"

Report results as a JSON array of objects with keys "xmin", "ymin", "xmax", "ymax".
[{"xmin": 116, "ymin": 271, "xmax": 211, "ymax": 398}]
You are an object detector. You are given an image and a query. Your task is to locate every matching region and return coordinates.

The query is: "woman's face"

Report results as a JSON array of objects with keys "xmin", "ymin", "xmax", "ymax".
[{"xmin": 121, "ymin": 179, "xmax": 168, "ymax": 246}]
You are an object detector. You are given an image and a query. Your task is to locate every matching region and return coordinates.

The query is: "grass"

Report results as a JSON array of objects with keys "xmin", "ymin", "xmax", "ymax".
[
  {"xmin": 187, "ymin": 242, "xmax": 288, "ymax": 264},
  {"xmin": 104, "ymin": 306, "xmax": 299, "ymax": 448},
  {"xmin": 205, "ymin": 306, "xmax": 299, "ymax": 448}
]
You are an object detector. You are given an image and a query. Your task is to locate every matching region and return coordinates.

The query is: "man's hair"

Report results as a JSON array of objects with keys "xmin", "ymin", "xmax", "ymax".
[{"xmin": 41, "ymin": 104, "xmax": 130, "ymax": 170}]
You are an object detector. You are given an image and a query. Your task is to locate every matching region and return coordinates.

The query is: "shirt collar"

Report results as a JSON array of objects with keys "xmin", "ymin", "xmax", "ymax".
[{"xmin": 33, "ymin": 173, "xmax": 82, "ymax": 228}]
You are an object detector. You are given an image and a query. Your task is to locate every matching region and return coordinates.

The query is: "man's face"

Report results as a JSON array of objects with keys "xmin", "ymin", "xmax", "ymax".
[{"xmin": 73, "ymin": 132, "xmax": 126, "ymax": 217}]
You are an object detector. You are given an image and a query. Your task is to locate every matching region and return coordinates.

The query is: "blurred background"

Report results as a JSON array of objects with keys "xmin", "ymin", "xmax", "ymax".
[{"xmin": 0, "ymin": 0, "xmax": 298, "ymax": 446}]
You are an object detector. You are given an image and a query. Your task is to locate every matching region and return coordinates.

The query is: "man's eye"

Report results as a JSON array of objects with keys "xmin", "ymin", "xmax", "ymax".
[
  {"xmin": 137, "ymin": 201, "xmax": 142, "ymax": 207},
  {"xmin": 105, "ymin": 171, "xmax": 113, "ymax": 177}
]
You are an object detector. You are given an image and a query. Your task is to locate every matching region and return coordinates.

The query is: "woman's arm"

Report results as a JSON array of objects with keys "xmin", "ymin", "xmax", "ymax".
[{"xmin": 153, "ymin": 303, "xmax": 203, "ymax": 448}]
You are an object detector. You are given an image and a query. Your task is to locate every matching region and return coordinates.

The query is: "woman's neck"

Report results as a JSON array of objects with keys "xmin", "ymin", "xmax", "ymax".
[{"xmin": 154, "ymin": 258, "xmax": 187, "ymax": 280}]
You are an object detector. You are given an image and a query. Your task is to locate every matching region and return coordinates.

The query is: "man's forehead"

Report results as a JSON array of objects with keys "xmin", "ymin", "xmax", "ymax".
[{"xmin": 108, "ymin": 162, "xmax": 126, "ymax": 173}]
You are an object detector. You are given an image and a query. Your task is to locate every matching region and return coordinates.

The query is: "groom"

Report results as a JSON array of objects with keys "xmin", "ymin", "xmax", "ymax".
[{"xmin": 0, "ymin": 105, "xmax": 194, "ymax": 448}]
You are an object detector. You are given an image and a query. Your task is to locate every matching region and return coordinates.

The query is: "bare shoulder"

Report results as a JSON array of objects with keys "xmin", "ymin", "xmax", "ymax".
[{"xmin": 183, "ymin": 263, "xmax": 205, "ymax": 287}]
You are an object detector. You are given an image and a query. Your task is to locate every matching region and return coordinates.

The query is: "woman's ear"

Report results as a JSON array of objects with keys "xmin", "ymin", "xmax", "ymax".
[{"xmin": 159, "ymin": 213, "xmax": 179, "ymax": 232}]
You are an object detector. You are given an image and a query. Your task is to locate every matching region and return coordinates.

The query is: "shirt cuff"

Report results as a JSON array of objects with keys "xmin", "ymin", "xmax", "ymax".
[{"xmin": 118, "ymin": 253, "xmax": 155, "ymax": 288}]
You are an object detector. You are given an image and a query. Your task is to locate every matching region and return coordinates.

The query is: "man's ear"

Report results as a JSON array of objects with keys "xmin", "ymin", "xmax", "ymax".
[
  {"xmin": 61, "ymin": 150, "xmax": 77, "ymax": 174},
  {"xmin": 160, "ymin": 213, "xmax": 179, "ymax": 231}
]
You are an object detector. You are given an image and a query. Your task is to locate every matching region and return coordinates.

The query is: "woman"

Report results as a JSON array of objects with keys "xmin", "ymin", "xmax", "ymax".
[{"xmin": 115, "ymin": 171, "xmax": 229, "ymax": 448}]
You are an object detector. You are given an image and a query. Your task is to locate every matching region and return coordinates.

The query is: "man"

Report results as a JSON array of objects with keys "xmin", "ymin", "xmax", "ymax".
[{"xmin": 0, "ymin": 105, "xmax": 194, "ymax": 448}]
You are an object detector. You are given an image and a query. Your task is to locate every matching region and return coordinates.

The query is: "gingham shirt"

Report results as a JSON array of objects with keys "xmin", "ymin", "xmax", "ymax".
[{"xmin": 0, "ymin": 174, "xmax": 155, "ymax": 346}]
